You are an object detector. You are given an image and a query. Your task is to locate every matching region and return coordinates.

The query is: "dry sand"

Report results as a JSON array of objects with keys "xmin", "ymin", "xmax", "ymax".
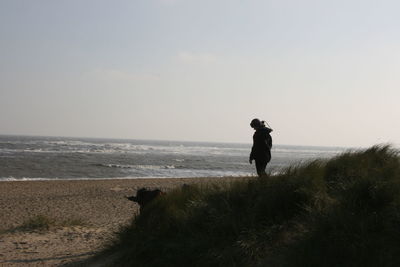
[{"xmin": 0, "ymin": 177, "xmax": 243, "ymax": 266}]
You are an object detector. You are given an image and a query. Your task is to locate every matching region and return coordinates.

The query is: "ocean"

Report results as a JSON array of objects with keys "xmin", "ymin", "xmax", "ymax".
[{"xmin": 0, "ymin": 135, "xmax": 346, "ymax": 181}]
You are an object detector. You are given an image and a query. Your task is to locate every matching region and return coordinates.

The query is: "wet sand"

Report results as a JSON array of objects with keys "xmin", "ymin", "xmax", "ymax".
[{"xmin": 0, "ymin": 177, "xmax": 244, "ymax": 266}]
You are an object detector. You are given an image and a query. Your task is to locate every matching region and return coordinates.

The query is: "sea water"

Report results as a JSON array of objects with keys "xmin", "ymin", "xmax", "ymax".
[{"xmin": 0, "ymin": 135, "xmax": 345, "ymax": 181}]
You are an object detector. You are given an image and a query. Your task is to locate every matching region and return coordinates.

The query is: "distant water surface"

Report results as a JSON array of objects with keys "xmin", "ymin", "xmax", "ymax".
[{"xmin": 0, "ymin": 135, "xmax": 346, "ymax": 181}]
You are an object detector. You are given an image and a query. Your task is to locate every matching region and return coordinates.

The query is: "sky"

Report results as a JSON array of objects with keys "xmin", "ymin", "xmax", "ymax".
[{"xmin": 1, "ymin": 0, "xmax": 399, "ymax": 147}]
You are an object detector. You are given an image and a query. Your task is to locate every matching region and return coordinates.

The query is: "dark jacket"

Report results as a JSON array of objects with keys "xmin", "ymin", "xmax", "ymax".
[{"xmin": 250, "ymin": 127, "xmax": 272, "ymax": 162}]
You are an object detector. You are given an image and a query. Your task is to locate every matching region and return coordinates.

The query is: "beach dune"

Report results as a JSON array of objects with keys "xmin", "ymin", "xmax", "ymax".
[{"xmin": 0, "ymin": 178, "xmax": 234, "ymax": 266}]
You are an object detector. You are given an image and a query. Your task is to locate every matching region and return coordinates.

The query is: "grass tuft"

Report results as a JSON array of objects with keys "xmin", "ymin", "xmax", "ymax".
[
  {"xmin": 19, "ymin": 215, "xmax": 56, "ymax": 231},
  {"xmin": 6, "ymin": 215, "xmax": 87, "ymax": 233}
]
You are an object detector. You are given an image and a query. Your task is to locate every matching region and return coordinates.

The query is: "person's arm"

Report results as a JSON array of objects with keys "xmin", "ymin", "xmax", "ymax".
[
  {"xmin": 249, "ymin": 151, "xmax": 254, "ymax": 164},
  {"xmin": 249, "ymin": 134, "xmax": 256, "ymax": 164}
]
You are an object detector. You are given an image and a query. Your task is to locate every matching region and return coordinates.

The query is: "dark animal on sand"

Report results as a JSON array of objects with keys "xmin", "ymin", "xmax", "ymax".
[{"xmin": 126, "ymin": 188, "xmax": 166, "ymax": 212}]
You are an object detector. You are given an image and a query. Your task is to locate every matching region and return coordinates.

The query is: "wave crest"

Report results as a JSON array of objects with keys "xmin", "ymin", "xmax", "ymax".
[{"xmin": 95, "ymin": 164, "xmax": 176, "ymax": 170}]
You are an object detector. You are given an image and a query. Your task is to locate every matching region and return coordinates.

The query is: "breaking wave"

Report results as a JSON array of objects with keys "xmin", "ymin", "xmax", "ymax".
[{"xmin": 95, "ymin": 164, "xmax": 176, "ymax": 169}]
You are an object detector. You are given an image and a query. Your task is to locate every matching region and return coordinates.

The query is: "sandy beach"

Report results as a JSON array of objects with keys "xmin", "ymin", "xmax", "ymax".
[{"xmin": 0, "ymin": 177, "xmax": 242, "ymax": 266}]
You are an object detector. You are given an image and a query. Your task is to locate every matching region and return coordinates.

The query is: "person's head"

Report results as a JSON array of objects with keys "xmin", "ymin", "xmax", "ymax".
[{"xmin": 250, "ymin": 118, "xmax": 262, "ymax": 129}]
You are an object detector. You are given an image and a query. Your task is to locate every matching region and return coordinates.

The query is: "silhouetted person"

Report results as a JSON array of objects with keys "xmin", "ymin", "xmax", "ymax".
[{"xmin": 249, "ymin": 118, "xmax": 273, "ymax": 177}]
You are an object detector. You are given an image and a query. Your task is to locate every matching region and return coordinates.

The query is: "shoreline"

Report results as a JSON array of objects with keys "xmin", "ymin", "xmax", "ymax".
[
  {"xmin": 0, "ymin": 175, "xmax": 251, "ymax": 182},
  {"xmin": 0, "ymin": 177, "xmax": 248, "ymax": 266}
]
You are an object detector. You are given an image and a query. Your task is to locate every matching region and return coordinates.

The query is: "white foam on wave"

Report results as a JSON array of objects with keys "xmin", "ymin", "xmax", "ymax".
[
  {"xmin": 1, "ymin": 137, "xmax": 250, "ymax": 157},
  {"xmin": 0, "ymin": 177, "xmax": 51, "ymax": 181},
  {"xmin": 98, "ymin": 164, "xmax": 176, "ymax": 170},
  {"xmin": 273, "ymin": 148, "xmax": 342, "ymax": 154},
  {"xmin": 2, "ymin": 142, "xmax": 343, "ymax": 158}
]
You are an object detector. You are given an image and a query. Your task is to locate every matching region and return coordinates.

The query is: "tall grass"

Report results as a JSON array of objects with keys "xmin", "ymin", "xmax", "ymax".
[{"xmin": 103, "ymin": 145, "xmax": 400, "ymax": 267}]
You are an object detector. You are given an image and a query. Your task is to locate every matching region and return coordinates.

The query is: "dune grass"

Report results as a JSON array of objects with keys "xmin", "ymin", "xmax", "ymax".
[{"xmin": 102, "ymin": 145, "xmax": 400, "ymax": 267}]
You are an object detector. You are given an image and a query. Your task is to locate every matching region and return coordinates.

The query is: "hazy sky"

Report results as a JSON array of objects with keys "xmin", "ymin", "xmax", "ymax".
[{"xmin": 1, "ymin": 0, "xmax": 399, "ymax": 147}]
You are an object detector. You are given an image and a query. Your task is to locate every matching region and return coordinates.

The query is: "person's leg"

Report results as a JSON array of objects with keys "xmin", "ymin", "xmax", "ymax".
[{"xmin": 255, "ymin": 160, "xmax": 267, "ymax": 177}]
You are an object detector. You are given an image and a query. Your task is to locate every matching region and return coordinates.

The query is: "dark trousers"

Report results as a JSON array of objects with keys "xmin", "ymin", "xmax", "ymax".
[{"xmin": 255, "ymin": 159, "xmax": 268, "ymax": 177}]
